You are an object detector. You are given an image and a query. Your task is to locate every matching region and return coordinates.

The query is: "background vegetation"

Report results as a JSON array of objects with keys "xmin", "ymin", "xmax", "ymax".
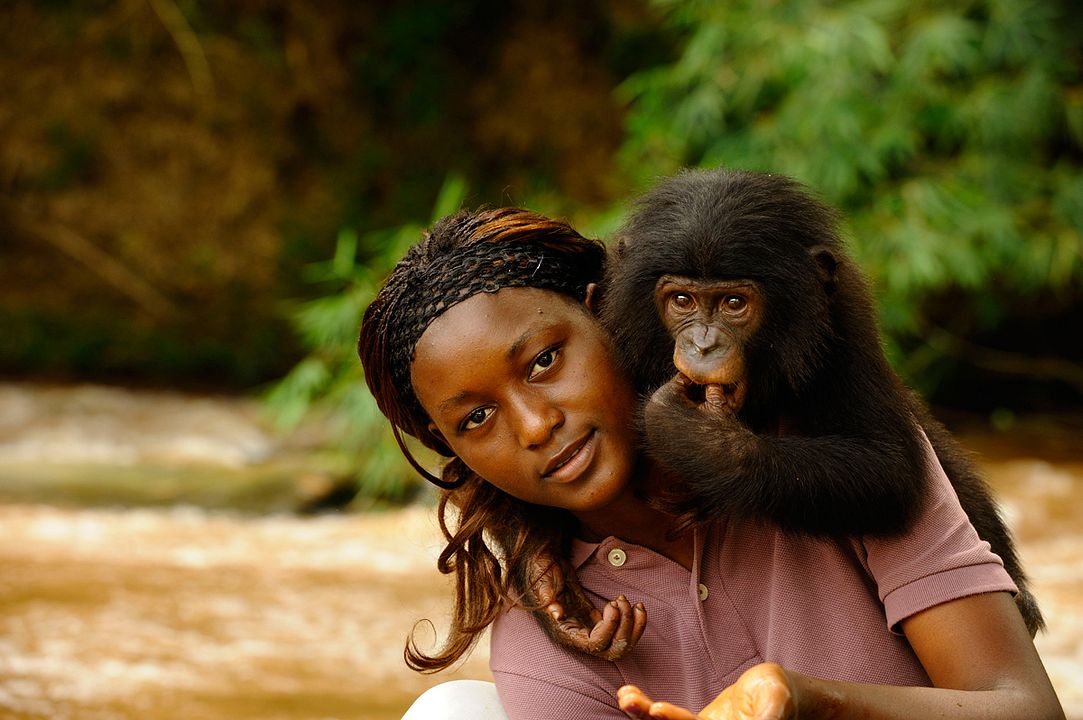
[{"xmin": 2, "ymin": 0, "xmax": 1081, "ymax": 502}]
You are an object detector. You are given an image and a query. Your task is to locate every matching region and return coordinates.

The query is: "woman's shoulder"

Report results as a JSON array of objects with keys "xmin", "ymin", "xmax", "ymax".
[
  {"xmin": 858, "ymin": 445, "xmax": 1017, "ymax": 627},
  {"xmin": 490, "ymin": 603, "xmax": 620, "ymax": 679},
  {"xmin": 490, "ymin": 604, "xmax": 627, "ymax": 719}
]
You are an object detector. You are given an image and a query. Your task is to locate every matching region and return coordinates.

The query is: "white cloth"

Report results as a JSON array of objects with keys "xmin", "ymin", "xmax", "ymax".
[{"xmin": 401, "ymin": 680, "xmax": 509, "ymax": 720}]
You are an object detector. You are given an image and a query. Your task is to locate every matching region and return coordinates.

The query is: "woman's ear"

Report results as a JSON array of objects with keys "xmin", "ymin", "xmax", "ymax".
[
  {"xmin": 584, "ymin": 282, "xmax": 599, "ymax": 313},
  {"xmin": 427, "ymin": 422, "xmax": 453, "ymax": 456}
]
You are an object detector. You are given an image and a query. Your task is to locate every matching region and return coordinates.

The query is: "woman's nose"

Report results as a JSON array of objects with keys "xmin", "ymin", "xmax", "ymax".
[{"xmin": 513, "ymin": 395, "xmax": 564, "ymax": 449}]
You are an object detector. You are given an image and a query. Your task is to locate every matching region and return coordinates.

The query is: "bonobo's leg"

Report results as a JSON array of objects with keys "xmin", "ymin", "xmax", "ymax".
[
  {"xmin": 523, "ymin": 549, "xmax": 646, "ymax": 660},
  {"xmin": 915, "ymin": 406, "xmax": 1045, "ymax": 636}
]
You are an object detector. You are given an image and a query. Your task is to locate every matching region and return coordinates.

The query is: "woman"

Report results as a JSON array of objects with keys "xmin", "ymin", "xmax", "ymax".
[{"xmin": 358, "ymin": 207, "xmax": 1063, "ymax": 720}]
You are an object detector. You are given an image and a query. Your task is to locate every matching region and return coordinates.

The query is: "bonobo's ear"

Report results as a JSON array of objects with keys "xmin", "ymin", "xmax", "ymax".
[
  {"xmin": 584, "ymin": 282, "xmax": 599, "ymax": 313},
  {"xmin": 809, "ymin": 245, "xmax": 839, "ymax": 292}
]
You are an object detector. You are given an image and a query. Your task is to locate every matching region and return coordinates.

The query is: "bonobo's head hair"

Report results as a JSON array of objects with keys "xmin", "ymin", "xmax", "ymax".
[
  {"xmin": 359, "ymin": 207, "xmax": 605, "ymax": 487},
  {"xmin": 601, "ymin": 168, "xmax": 863, "ymax": 401}
]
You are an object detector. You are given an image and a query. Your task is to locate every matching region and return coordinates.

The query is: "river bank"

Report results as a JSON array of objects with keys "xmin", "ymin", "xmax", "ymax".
[
  {"xmin": 0, "ymin": 503, "xmax": 489, "ymax": 720},
  {"xmin": 0, "ymin": 383, "xmax": 1080, "ymax": 719}
]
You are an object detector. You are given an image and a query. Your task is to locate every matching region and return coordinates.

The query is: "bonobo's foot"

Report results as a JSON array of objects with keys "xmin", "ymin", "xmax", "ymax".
[
  {"xmin": 528, "ymin": 552, "xmax": 646, "ymax": 661},
  {"xmin": 1017, "ymin": 588, "xmax": 1046, "ymax": 637}
]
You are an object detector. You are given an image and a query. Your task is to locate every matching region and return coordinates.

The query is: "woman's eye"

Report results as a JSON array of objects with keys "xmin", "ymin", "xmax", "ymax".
[
  {"xmin": 528, "ymin": 347, "xmax": 560, "ymax": 380},
  {"xmin": 462, "ymin": 407, "xmax": 493, "ymax": 431}
]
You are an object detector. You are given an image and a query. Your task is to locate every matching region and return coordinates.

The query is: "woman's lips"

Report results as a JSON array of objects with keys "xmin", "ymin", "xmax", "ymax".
[{"xmin": 542, "ymin": 430, "xmax": 597, "ymax": 483}]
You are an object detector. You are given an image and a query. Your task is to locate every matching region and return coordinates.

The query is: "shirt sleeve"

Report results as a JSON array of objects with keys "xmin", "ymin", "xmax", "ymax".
[
  {"xmin": 490, "ymin": 604, "xmax": 629, "ymax": 720},
  {"xmin": 862, "ymin": 433, "xmax": 1017, "ymax": 630}
]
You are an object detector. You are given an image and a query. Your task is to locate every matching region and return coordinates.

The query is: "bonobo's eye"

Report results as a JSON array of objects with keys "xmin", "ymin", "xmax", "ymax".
[
  {"xmin": 723, "ymin": 295, "xmax": 747, "ymax": 312},
  {"xmin": 461, "ymin": 406, "xmax": 494, "ymax": 432},
  {"xmin": 670, "ymin": 293, "xmax": 695, "ymax": 310},
  {"xmin": 528, "ymin": 346, "xmax": 561, "ymax": 380}
]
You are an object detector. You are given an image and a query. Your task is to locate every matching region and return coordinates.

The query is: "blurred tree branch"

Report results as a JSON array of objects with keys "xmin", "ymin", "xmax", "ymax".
[
  {"xmin": 146, "ymin": 0, "xmax": 215, "ymax": 118},
  {"xmin": 3, "ymin": 199, "xmax": 175, "ymax": 320},
  {"xmin": 923, "ymin": 323, "xmax": 1083, "ymax": 396}
]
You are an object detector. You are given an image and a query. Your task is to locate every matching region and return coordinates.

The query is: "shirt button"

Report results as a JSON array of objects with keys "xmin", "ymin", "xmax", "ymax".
[
  {"xmin": 607, "ymin": 548, "xmax": 627, "ymax": 567},
  {"xmin": 697, "ymin": 583, "xmax": 709, "ymax": 601}
]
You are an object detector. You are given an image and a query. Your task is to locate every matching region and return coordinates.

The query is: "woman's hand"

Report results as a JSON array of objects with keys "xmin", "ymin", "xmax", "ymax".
[
  {"xmin": 620, "ymin": 594, "xmax": 1064, "ymax": 720},
  {"xmin": 618, "ymin": 663, "xmax": 796, "ymax": 720}
]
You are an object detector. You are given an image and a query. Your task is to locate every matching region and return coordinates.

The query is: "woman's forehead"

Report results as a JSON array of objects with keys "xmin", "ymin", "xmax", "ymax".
[
  {"xmin": 418, "ymin": 287, "xmax": 580, "ymax": 348},
  {"xmin": 410, "ymin": 288, "xmax": 586, "ymax": 392}
]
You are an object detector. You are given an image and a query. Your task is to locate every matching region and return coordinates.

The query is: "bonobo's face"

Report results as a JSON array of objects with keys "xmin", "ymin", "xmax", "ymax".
[
  {"xmin": 654, "ymin": 274, "xmax": 765, "ymax": 411},
  {"xmin": 411, "ymin": 287, "xmax": 639, "ymax": 513}
]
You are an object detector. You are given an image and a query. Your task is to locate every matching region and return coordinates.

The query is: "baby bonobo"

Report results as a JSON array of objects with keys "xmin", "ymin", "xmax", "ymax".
[{"xmin": 532, "ymin": 168, "xmax": 1041, "ymax": 660}]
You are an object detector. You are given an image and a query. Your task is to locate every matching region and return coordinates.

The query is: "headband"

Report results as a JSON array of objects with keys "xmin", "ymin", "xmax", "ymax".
[{"xmin": 387, "ymin": 239, "xmax": 598, "ymax": 429}]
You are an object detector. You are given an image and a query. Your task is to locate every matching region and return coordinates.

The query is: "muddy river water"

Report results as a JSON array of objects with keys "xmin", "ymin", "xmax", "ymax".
[
  {"xmin": 0, "ymin": 504, "xmax": 488, "ymax": 720},
  {"xmin": 0, "ymin": 385, "xmax": 1080, "ymax": 719}
]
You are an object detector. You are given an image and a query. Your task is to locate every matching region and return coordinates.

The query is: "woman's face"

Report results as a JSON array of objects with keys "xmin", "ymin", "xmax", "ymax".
[{"xmin": 411, "ymin": 287, "xmax": 640, "ymax": 513}]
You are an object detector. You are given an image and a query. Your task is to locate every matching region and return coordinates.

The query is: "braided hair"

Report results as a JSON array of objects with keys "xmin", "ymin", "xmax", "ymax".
[{"xmin": 358, "ymin": 207, "xmax": 606, "ymax": 672}]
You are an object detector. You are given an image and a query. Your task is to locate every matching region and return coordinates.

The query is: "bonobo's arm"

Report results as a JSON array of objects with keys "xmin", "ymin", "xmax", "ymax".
[
  {"xmin": 643, "ymin": 379, "xmax": 928, "ymax": 537},
  {"xmin": 523, "ymin": 549, "xmax": 646, "ymax": 661}
]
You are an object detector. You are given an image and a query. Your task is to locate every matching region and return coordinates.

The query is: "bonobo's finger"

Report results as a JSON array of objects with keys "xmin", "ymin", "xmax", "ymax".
[
  {"xmin": 651, "ymin": 376, "xmax": 695, "ymax": 409},
  {"xmin": 605, "ymin": 599, "xmax": 636, "ymax": 661},
  {"xmin": 531, "ymin": 556, "xmax": 565, "ymax": 609},
  {"xmin": 584, "ymin": 598, "xmax": 621, "ymax": 653},
  {"xmin": 596, "ymin": 597, "xmax": 648, "ymax": 661},
  {"xmin": 610, "ymin": 595, "xmax": 634, "ymax": 646},
  {"xmin": 630, "ymin": 602, "xmax": 647, "ymax": 647},
  {"xmin": 672, "ymin": 375, "xmax": 703, "ymax": 406},
  {"xmin": 703, "ymin": 384, "xmax": 729, "ymax": 414}
]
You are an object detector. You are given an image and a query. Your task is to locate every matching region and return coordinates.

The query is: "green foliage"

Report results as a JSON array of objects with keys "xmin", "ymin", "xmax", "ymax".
[
  {"xmin": 265, "ymin": 176, "xmax": 468, "ymax": 504},
  {"xmin": 272, "ymin": 1, "xmax": 1083, "ymax": 503},
  {"xmin": 619, "ymin": 0, "xmax": 1083, "ymax": 388}
]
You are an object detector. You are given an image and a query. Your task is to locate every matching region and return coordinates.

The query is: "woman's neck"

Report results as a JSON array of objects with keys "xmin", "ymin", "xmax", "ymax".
[{"xmin": 572, "ymin": 463, "xmax": 695, "ymax": 571}]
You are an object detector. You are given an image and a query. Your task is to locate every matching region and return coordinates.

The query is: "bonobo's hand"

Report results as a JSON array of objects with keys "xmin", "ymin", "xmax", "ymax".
[
  {"xmin": 644, "ymin": 374, "xmax": 740, "ymax": 435},
  {"xmin": 642, "ymin": 375, "xmax": 753, "ymax": 522},
  {"xmin": 617, "ymin": 663, "xmax": 796, "ymax": 720},
  {"xmin": 527, "ymin": 551, "xmax": 646, "ymax": 661}
]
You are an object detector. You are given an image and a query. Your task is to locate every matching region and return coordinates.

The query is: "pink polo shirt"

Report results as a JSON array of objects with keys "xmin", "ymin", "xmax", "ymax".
[{"xmin": 489, "ymin": 447, "xmax": 1016, "ymax": 719}]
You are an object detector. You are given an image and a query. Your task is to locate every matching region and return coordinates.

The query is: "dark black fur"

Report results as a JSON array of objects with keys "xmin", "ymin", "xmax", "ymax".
[{"xmin": 599, "ymin": 168, "xmax": 1043, "ymax": 635}]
